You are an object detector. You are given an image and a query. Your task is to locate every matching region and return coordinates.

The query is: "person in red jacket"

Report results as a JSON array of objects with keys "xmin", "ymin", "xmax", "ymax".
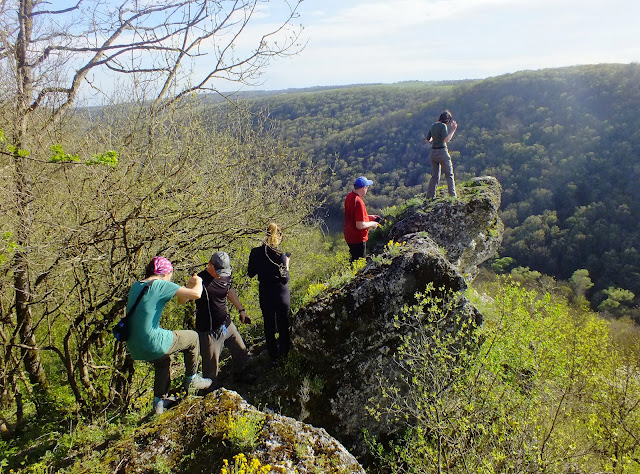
[{"xmin": 343, "ymin": 176, "xmax": 380, "ymax": 262}]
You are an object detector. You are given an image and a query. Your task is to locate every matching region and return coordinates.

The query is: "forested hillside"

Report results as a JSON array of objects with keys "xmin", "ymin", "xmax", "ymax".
[{"xmin": 236, "ymin": 64, "xmax": 640, "ymax": 308}]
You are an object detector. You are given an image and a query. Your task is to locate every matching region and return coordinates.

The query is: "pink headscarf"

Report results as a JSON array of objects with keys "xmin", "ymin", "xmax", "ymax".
[{"xmin": 152, "ymin": 256, "xmax": 173, "ymax": 275}]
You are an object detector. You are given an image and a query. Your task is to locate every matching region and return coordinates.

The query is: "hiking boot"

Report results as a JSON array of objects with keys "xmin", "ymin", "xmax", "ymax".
[
  {"xmin": 183, "ymin": 374, "xmax": 212, "ymax": 393},
  {"xmin": 153, "ymin": 396, "xmax": 177, "ymax": 415}
]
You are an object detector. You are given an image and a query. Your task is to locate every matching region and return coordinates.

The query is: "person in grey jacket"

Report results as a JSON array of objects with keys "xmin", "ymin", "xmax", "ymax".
[{"xmin": 426, "ymin": 109, "xmax": 458, "ymax": 198}]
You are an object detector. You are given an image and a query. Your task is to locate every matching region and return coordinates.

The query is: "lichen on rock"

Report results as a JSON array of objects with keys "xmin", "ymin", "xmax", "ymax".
[
  {"xmin": 97, "ymin": 389, "xmax": 365, "ymax": 473},
  {"xmin": 289, "ymin": 176, "xmax": 503, "ymax": 456}
]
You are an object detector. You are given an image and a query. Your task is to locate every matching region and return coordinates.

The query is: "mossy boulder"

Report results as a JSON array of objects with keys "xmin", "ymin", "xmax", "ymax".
[
  {"xmin": 381, "ymin": 176, "xmax": 503, "ymax": 278},
  {"xmin": 69, "ymin": 389, "xmax": 364, "ymax": 473}
]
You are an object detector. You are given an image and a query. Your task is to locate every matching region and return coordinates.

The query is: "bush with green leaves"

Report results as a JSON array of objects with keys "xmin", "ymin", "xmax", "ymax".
[{"xmin": 367, "ymin": 279, "xmax": 640, "ymax": 473}]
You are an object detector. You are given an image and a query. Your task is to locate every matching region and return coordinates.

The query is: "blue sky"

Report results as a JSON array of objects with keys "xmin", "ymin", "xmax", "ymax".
[{"xmin": 240, "ymin": 0, "xmax": 640, "ymax": 91}]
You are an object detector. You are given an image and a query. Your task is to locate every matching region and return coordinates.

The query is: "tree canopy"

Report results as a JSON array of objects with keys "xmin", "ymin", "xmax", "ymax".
[{"xmin": 227, "ymin": 64, "xmax": 640, "ymax": 308}]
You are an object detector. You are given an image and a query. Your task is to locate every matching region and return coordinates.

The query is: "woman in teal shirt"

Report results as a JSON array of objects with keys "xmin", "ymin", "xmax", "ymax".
[
  {"xmin": 426, "ymin": 110, "xmax": 458, "ymax": 198},
  {"xmin": 126, "ymin": 256, "xmax": 211, "ymax": 414}
]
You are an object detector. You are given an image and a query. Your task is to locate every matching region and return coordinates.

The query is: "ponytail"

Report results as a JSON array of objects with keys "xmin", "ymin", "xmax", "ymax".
[{"xmin": 265, "ymin": 222, "xmax": 283, "ymax": 248}]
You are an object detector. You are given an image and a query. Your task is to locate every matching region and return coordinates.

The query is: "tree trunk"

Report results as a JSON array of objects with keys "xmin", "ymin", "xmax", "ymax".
[{"xmin": 13, "ymin": 0, "xmax": 49, "ymax": 399}]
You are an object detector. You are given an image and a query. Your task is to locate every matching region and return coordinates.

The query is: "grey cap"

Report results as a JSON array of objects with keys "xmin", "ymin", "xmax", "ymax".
[{"xmin": 210, "ymin": 251, "xmax": 232, "ymax": 276}]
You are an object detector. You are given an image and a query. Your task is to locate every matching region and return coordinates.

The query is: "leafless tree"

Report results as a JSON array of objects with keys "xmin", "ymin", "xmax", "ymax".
[{"xmin": 0, "ymin": 0, "xmax": 305, "ymax": 434}]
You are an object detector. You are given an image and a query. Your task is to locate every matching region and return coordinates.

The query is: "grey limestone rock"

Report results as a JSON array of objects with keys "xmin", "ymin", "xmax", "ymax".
[
  {"xmin": 386, "ymin": 176, "xmax": 504, "ymax": 278},
  {"xmin": 290, "ymin": 176, "xmax": 503, "ymax": 456}
]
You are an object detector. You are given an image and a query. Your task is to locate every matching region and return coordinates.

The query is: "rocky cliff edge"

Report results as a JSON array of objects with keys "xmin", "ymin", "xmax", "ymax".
[{"xmin": 289, "ymin": 176, "xmax": 503, "ymax": 455}]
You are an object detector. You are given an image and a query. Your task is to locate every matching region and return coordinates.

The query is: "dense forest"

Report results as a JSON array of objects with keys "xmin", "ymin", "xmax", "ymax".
[{"xmin": 226, "ymin": 64, "xmax": 640, "ymax": 310}]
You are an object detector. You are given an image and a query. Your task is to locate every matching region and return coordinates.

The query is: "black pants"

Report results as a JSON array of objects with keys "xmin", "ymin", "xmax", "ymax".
[
  {"xmin": 348, "ymin": 242, "xmax": 366, "ymax": 262},
  {"xmin": 259, "ymin": 283, "xmax": 291, "ymax": 362}
]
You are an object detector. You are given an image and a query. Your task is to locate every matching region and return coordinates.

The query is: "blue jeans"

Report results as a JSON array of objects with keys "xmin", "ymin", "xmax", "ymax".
[{"xmin": 426, "ymin": 147, "xmax": 456, "ymax": 198}]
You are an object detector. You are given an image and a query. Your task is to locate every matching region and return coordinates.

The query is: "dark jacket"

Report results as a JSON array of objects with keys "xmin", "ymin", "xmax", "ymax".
[{"xmin": 247, "ymin": 244, "xmax": 289, "ymax": 286}]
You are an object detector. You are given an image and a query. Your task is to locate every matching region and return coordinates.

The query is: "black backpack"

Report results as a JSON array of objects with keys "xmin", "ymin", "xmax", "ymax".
[{"xmin": 112, "ymin": 282, "xmax": 151, "ymax": 341}]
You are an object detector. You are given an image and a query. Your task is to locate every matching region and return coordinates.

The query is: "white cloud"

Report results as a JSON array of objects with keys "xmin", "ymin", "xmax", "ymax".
[{"xmin": 227, "ymin": 0, "xmax": 640, "ymax": 91}]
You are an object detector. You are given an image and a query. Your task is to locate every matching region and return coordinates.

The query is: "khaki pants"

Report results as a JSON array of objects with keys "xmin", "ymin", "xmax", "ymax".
[
  {"xmin": 427, "ymin": 147, "xmax": 456, "ymax": 198},
  {"xmin": 198, "ymin": 322, "xmax": 248, "ymax": 386},
  {"xmin": 152, "ymin": 330, "xmax": 200, "ymax": 398}
]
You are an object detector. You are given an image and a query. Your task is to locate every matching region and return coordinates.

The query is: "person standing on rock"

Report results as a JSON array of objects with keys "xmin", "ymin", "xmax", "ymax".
[
  {"xmin": 426, "ymin": 110, "xmax": 458, "ymax": 199},
  {"xmin": 195, "ymin": 251, "xmax": 253, "ymax": 387},
  {"xmin": 344, "ymin": 176, "xmax": 380, "ymax": 262},
  {"xmin": 248, "ymin": 223, "xmax": 291, "ymax": 366},
  {"xmin": 126, "ymin": 256, "xmax": 212, "ymax": 415}
]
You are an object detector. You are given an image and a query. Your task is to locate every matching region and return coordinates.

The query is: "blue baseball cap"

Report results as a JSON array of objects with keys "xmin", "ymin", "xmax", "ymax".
[{"xmin": 354, "ymin": 176, "xmax": 373, "ymax": 189}]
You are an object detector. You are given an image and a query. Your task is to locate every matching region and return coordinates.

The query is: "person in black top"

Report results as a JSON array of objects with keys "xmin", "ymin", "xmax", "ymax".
[
  {"xmin": 195, "ymin": 251, "xmax": 251, "ymax": 386},
  {"xmin": 247, "ymin": 223, "xmax": 291, "ymax": 365}
]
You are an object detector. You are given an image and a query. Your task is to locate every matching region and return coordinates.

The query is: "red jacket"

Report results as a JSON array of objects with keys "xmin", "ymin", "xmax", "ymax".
[{"xmin": 344, "ymin": 191, "xmax": 372, "ymax": 244}]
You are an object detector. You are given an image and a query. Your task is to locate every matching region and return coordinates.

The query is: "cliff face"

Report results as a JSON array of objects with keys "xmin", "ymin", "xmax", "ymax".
[{"xmin": 290, "ymin": 177, "xmax": 503, "ymax": 455}]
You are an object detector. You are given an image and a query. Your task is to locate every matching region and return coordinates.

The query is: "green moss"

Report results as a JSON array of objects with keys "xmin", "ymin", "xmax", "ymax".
[{"xmin": 301, "ymin": 258, "xmax": 367, "ymax": 306}]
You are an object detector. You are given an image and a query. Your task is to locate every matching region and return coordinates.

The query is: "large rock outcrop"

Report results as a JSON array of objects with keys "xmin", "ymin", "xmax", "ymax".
[
  {"xmin": 92, "ymin": 389, "xmax": 365, "ymax": 473},
  {"xmin": 384, "ymin": 176, "xmax": 503, "ymax": 277},
  {"xmin": 290, "ymin": 177, "xmax": 503, "ymax": 455},
  {"xmin": 54, "ymin": 177, "xmax": 502, "ymax": 473}
]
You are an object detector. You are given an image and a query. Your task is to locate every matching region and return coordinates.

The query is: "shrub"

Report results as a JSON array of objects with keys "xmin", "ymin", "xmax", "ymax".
[{"xmin": 367, "ymin": 279, "xmax": 640, "ymax": 473}]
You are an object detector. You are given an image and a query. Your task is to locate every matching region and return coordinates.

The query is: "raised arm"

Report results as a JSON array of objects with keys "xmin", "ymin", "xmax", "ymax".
[
  {"xmin": 176, "ymin": 274, "xmax": 203, "ymax": 304},
  {"xmin": 444, "ymin": 120, "xmax": 457, "ymax": 143}
]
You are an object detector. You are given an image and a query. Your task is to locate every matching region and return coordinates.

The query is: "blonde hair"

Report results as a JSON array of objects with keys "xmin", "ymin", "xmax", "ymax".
[{"xmin": 265, "ymin": 222, "xmax": 283, "ymax": 248}]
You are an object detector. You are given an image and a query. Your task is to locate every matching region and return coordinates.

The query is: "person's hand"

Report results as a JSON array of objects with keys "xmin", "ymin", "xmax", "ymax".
[
  {"xmin": 371, "ymin": 221, "xmax": 379, "ymax": 230},
  {"xmin": 450, "ymin": 120, "xmax": 458, "ymax": 130},
  {"xmin": 186, "ymin": 273, "xmax": 201, "ymax": 288},
  {"xmin": 239, "ymin": 310, "xmax": 251, "ymax": 324}
]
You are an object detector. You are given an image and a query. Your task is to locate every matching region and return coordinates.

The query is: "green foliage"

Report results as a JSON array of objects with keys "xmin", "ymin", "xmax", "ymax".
[
  {"xmin": 367, "ymin": 278, "xmax": 640, "ymax": 473},
  {"xmin": 509, "ymin": 265, "xmax": 542, "ymax": 283},
  {"xmin": 490, "ymin": 256, "xmax": 515, "ymax": 274},
  {"xmin": 4, "ymin": 143, "xmax": 30, "ymax": 157},
  {"xmin": 569, "ymin": 268, "xmax": 594, "ymax": 297},
  {"xmin": 598, "ymin": 286, "xmax": 636, "ymax": 316},
  {"xmin": 0, "ymin": 231, "xmax": 18, "ymax": 264},
  {"xmin": 49, "ymin": 144, "xmax": 80, "ymax": 163},
  {"xmin": 86, "ymin": 150, "xmax": 119, "ymax": 168},
  {"xmin": 276, "ymin": 228, "xmax": 353, "ymax": 314},
  {"xmin": 300, "ymin": 257, "xmax": 366, "ymax": 307},
  {"xmin": 383, "ymin": 239, "xmax": 407, "ymax": 257},
  {"xmin": 204, "ymin": 411, "xmax": 265, "ymax": 452},
  {"xmin": 381, "ymin": 197, "xmax": 425, "ymax": 220},
  {"xmin": 48, "ymin": 145, "xmax": 118, "ymax": 167}
]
